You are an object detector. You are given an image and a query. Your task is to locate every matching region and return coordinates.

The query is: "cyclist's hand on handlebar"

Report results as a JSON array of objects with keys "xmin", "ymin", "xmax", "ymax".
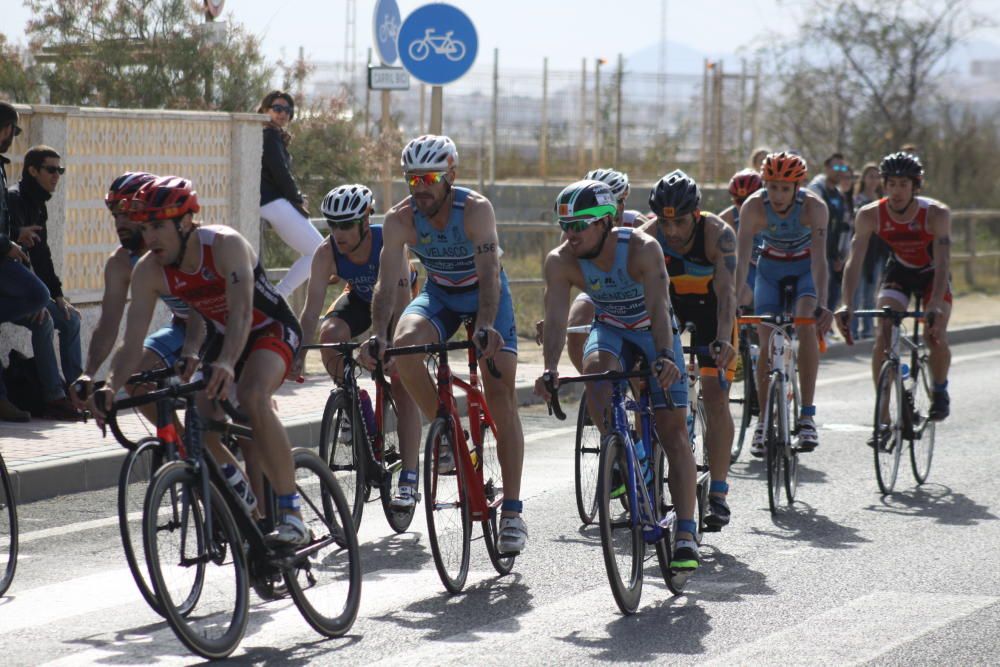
[
  {"xmin": 925, "ymin": 304, "xmax": 945, "ymax": 342},
  {"xmin": 654, "ymin": 353, "xmax": 682, "ymax": 390},
  {"xmin": 534, "ymin": 370, "xmax": 558, "ymax": 402},
  {"xmin": 205, "ymin": 362, "xmax": 235, "ymax": 401},
  {"xmin": 360, "ymin": 335, "xmax": 386, "ymax": 371},
  {"xmin": 175, "ymin": 354, "xmax": 199, "ymax": 382},
  {"xmin": 69, "ymin": 373, "xmax": 92, "ymax": 410},
  {"xmin": 712, "ymin": 340, "xmax": 736, "ymax": 370},
  {"xmin": 90, "ymin": 386, "xmax": 114, "ymax": 421},
  {"xmin": 815, "ymin": 306, "xmax": 834, "ymax": 336},
  {"xmin": 834, "ymin": 306, "xmax": 853, "ymax": 345},
  {"xmin": 474, "ymin": 325, "xmax": 503, "ymax": 360}
]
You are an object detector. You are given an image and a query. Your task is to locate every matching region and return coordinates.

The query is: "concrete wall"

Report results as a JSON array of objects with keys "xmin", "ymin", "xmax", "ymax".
[{"xmin": 1, "ymin": 104, "xmax": 266, "ymax": 379}]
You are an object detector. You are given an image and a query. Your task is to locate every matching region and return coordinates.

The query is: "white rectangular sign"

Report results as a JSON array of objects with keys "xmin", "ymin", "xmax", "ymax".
[{"xmin": 368, "ymin": 66, "xmax": 410, "ymax": 90}]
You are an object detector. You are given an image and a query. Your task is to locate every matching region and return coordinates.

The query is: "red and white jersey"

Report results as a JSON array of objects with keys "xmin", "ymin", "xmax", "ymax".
[
  {"xmin": 875, "ymin": 197, "xmax": 937, "ymax": 269},
  {"xmin": 160, "ymin": 226, "xmax": 293, "ymax": 334}
]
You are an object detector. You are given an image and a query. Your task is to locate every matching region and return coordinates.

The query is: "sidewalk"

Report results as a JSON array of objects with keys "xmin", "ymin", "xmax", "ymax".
[{"xmin": 2, "ymin": 323, "xmax": 998, "ymax": 503}]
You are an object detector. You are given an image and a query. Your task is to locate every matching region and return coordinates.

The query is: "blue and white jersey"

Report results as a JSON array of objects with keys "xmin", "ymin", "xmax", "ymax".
[
  {"xmin": 732, "ymin": 206, "xmax": 764, "ymax": 264},
  {"xmin": 409, "ymin": 187, "xmax": 478, "ymax": 291},
  {"xmin": 332, "ymin": 224, "xmax": 383, "ymax": 303},
  {"xmin": 579, "ymin": 228, "xmax": 651, "ymax": 330},
  {"xmin": 129, "ymin": 251, "xmax": 190, "ymax": 318},
  {"xmin": 760, "ymin": 189, "xmax": 811, "ymax": 258}
]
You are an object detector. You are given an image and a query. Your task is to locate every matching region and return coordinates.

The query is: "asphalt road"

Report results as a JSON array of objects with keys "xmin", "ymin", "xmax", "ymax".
[{"xmin": 2, "ymin": 338, "xmax": 999, "ymax": 665}]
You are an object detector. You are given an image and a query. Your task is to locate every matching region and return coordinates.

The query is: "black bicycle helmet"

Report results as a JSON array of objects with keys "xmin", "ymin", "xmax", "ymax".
[
  {"xmin": 554, "ymin": 180, "xmax": 618, "ymax": 222},
  {"xmin": 649, "ymin": 169, "xmax": 701, "ymax": 218},
  {"xmin": 878, "ymin": 152, "xmax": 923, "ymax": 185}
]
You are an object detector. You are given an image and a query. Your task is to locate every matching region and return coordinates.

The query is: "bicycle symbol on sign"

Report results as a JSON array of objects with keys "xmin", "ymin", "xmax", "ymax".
[
  {"xmin": 407, "ymin": 28, "xmax": 467, "ymax": 62},
  {"xmin": 378, "ymin": 14, "xmax": 400, "ymax": 44}
]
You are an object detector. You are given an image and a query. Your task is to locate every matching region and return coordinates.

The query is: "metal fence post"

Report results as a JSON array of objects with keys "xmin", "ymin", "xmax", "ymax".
[
  {"xmin": 965, "ymin": 216, "xmax": 977, "ymax": 287},
  {"xmin": 540, "ymin": 56, "xmax": 549, "ymax": 182},
  {"xmin": 491, "ymin": 47, "xmax": 498, "ymax": 186},
  {"xmin": 615, "ymin": 53, "xmax": 623, "ymax": 167},
  {"xmin": 578, "ymin": 58, "xmax": 587, "ymax": 173}
]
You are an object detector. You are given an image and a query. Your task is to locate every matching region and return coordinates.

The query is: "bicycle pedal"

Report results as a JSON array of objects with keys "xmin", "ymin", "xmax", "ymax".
[{"xmin": 701, "ymin": 524, "xmax": 722, "ymax": 533}]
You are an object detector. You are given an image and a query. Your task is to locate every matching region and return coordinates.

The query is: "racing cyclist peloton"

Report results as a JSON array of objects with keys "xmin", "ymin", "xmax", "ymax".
[
  {"xmin": 534, "ymin": 179, "xmax": 700, "ymax": 571},
  {"xmin": 363, "ymin": 135, "xmax": 529, "ymax": 553},
  {"xmin": 835, "ymin": 152, "xmax": 952, "ymax": 425},
  {"xmin": 92, "ymin": 176, "xmax": 309, "ymax": 546},
  {"xmin": 70, "ymin": 172, "xmax": 193, "ymax": 413},
  {"xmin": 641, "ymin": 170, "xmax": 738, "ymax": 530},
  {"xmin": 295, "ymin": 184, "xmax": 422, "ymax": 509},
  {"xmin": 735, "ymin": 152, "xmax": 834, "ymax": 456},
  {"xmin": 720, "ymin": 168, "xmax": 764, "ymax": 305}
]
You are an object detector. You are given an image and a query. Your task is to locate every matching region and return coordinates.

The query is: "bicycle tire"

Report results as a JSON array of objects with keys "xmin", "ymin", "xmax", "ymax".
[
  {"xmin": 377, "ymin": 388, "xmax": 415, "ymax": 533},
  {"xmin": 597, "ymin": 432, "xmax": 643, "ymax": 614},
  {"xmin": 319, "ymin": 389, "xmax": 366, "ymax": 531},
  {"xmin": 873, "ymin": 361, "xmax": 903, "ymax": 494},
  {"xmin": 479, "ymin": 418, "xmax": 515, "ymax": 575},
  {"xmin": 0, "ymin": 454, "xmax": 17, "ymax": 597},
  {"xmin": 574, "ymin": 388, "xmax": 601, "ymax": 525},
  {"xmin": 730, "ymin": 344, "xmax": 754, "ymax": 464},
  {"xmin": 909, "ymin": 354, "xmax": 935, "ymax": 484},
  {"xmin": 424, "ymin": 417, "xmax": 471, "ymax": 594},
  {"xmin": 652, "ymin": 447, "xmax": 686, "ymax": 595},
  {"xmin": 765, "ymin": 380, "xmax": 785, "ymax": 515},
  {"xmin": 285, "ymin": 448, "xmax": 362, "ymax": 637},
  {"xmin": 144, "ymin": 462, "xmax": 248, "ymax": 660}
]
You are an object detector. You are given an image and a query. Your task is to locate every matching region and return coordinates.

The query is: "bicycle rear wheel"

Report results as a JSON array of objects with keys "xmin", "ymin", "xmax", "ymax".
[
  {"xmin": 873, "ymin": 361, "xmax": 903, "ymax": 494},
  {"xmin": 765, "ymin": 381, "xmax": 785, "ymax": 515},
  {"xmin": 909, "ymin": 355, "xmax": 935, "ymax": 484},
  {"xmin": 285, "ymin": 448, "xmax": 362, "ymax": 637},
  {"xmin": 424, "ymin": 418, "xmax": 471, "ymax": 594},
  {"xmin": 319, "ymin": 389, "xmax": 366, "ymax": 530},
  {"xmin": 144, "ymin": 462, "xmax": 248, "ymax": 660},
  {"xmin": 377, "ymin": 388, "xmax": 415, "ymax": 533},
  {"xmin": 574, "ymin": 388, "xmax": 601, "ymax": 525},
  {"xmin": 730, "ymin": 343, "xmax": 755, "ymax": 463},
  {"xmin": 479, "ymin": 418, "xmax": 515, "ymax": 575},
  {"xmin": 0, "ymin": 455, "xmax": 17, "ymax": 597},
  {"xmin": 597, "ymin": 433, "xmax": 643, "ymax": 614}
]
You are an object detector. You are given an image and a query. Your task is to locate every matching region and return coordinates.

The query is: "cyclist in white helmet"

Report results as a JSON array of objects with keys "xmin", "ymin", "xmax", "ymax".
[
  {"xmin": 363, "ymin": 135, "xmax": 529, "ymax": 554},
  {"xmin": 296, "ymin": 184, "xmax": 422, "ymax": 508}
]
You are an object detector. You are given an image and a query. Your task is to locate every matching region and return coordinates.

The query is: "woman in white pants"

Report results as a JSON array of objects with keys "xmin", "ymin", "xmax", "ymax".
[{"xmin": 257, "ymin": 90, "xmax": 323, "ymax": 299}]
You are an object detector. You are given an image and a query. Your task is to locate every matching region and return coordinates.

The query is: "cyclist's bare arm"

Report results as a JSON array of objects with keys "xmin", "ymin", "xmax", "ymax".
[
  {"xmin": 83, "ymin": 249, "xmax": 132, "ymax": 377},
  {"xmin": 107, "ymin": 256, "xmax": 164, "ymax": 394},
  {"xmin": 735, "ymin": 195, "xmax": 766, "ymax": 296},
  {"xmin": 841, "ymin": 203, "xmax": 878, "ymax": 313},
  {"xmin": 718, "ymin": 205, "xmax": 736, "ymax": 230},
  {"xmin": 370, "ymin": 206, "xmax": 414, "ymax": 343},
  {"xmin": 299, "ymin": 238, "xmax": 335, "ymax": 351},
  {"xmin": 706, "ymin": 216, "xmax": 737, "ymax": 342},
  {"xmin": 927, "ymin": 203, "xmax": 952, "ymax": 310},
  {"xmin": 804, "ymin": 193, "xmax": 830, "ymax": 309},
  {"xmin": 631, "ymin": 231, "xmax": 676, "ymax": 355},
  {"xmin": 210, "ymin": 233, "xmax": 256, "ymax": 372},
  {"xmin": 179, "ymin": 310, "xmax": 207, "ymax": 373},
  {"xmin": 465, "ymin": 195, "xmax": 502, "ymax": 332},
  {"xmin": 541, "ymin": 247, "xmax": 574, "ymax": 371}
]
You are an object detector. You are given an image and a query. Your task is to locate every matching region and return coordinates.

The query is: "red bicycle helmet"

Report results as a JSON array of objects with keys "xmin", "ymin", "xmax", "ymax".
[
  {"xmin": 761, "ymin": 152, "xmax": 808, "ymax": 183},
  {"xmin": 105, "ymin": 171, "xmax": 157, "ymax": 213},
  {"xmin": 728, "ymin": 168, "xmax": 763, "ymax": 201},
  {"xmin": 128, "ymin": 175, "xmax": 200, "ymax": 223}
]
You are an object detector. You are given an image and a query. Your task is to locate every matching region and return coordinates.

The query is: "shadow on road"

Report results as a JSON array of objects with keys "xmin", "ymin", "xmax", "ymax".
[
  {"xmin": 728, "ymin": 459, "xmax": 830, "ymax": 486},
  {"xmin": 864, "ymin": 483, "xmax": 998, "ymax": 525},
  {"xmin": 359, "ymin": 532, "xmax": 433, "ymax": 579},
  {"xmin": 749, "ymin": 501, "xmax": 871, "ymax": 550},
  {"xmin": 683, "ymin": 544, "xmax": 777, "ymax": 601}
]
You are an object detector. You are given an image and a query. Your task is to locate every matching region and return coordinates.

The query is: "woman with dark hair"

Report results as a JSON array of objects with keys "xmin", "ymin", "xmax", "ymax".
[
  {"xmin": 850, "ymin": 162, "xmax": 886, "ymax": 339},
  {"xmin": 257, "ymin": 90, "xmax": 323, "ymax": 299}
]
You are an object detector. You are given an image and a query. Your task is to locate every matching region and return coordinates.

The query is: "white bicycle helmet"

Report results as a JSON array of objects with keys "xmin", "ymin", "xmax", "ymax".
[
  {"xmin": 400, "ymin": 135, "xmax": 459, "ymax": 171},
  {"xmin": 321, "ymin": 184, "xmax": 374, "ymax": 222},
  {"xmin": 585, "ymin": 168, "xmax": 629, "ymax": 201}
]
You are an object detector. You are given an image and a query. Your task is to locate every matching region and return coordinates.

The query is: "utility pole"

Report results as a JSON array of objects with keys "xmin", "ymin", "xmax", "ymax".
[
  {"xmin": 364, "ymin": 47, "xmax": 372, "ymax": 136},
  {"xmin": 344, "ymin": 0, "xmax": 357, "ymax": 83},
  {"xmin": 615, "ymin": 53, "xmax": 623, "ymax": 167},
  {"xmin": 594, "ymin": 57, "xmax": 605, "ymax": 165},
  {"xmin": 658, "ymin": 0, "xmax": 667, "ymax": 115},
  {"xmin": 540, "ymin": 56, "xmax": 549, "ymax": 182},
  {"xmin": 699, "ymin": 59, "xmax": 710, "ymax": 183},
  {"xmin": 490, "ymin": 47, "xmax": 498, "ymax": 186},
  {"xmin": 578, "ymin": 58, "xmax": 587, "ymax": 173}
]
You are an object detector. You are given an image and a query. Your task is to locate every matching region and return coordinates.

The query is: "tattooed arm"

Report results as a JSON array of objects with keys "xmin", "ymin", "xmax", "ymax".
[{"xmin": 708, "ymin": 217, "xmax": 737, "ymax": 344}]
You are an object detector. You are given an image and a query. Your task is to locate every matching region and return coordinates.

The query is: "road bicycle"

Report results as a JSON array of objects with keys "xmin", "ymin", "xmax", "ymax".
[
  {"xmin": 564, "ymin": 324, "xmax": 604, "ymax": 526},
  {"xmin": 729, "ymin": 318, "xmax": 760, "ymax": 463},
  {"xmin": 380, "ymin": 321, "xmax": 512, "ymax": 594},
  {"xmin": 407, "ymin": 28, "xmax": 467, "ymax": 62},
  {"xmin": 310, "ymin": 342, "xmax": 414, "ymax": 534},
  {"xmin": 544, "ymin": 364, "xmax": 692, "ymax": 614},
  {"xmin": 135, "ymin": 374, "xmax": 361, "ymax": 659},
  {"xmin": 855, "ymin": 307, "xmax": 936, "ymax": 493},
  {"xmin": 0, "ymin": 449, "xmax": 16, "ymax": 597}
]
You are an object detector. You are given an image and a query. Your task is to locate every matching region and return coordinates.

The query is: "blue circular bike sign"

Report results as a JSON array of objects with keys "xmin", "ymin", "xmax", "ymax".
[
  {"xmin": 373, "ymin": 0, "xmax": 401, "ymax": 65},
  {"xmin": 397, "ymin": 3, "xmax": 478, "ymax": 85}
]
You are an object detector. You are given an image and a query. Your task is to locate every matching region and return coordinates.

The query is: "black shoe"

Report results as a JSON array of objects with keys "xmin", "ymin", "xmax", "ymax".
[
  {"xmin": 670, "ymin": 540, "xmax": 700, "ymax": 571},
  {"xmin": 867, "ymin": 424, "xmax": 892, "ymax": 450},
  {"xmin": 703, "ymin": 495, "xmax": 731, "ymax": 531},
  {"xmin": 929, "ymin": 390, "xmax": 950, "ymax": 422}
]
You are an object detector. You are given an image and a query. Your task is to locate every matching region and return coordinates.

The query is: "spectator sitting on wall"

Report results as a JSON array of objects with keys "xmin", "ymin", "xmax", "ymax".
[
  {"xmin": 749, "ymin": 146, "xmax": 770, "ymax": 172},
  {"xmin": 0, "ymin": 102, "xmax": 51, "ymax": 422},
  {"xmin": 808, "ymin": 153, "xmax": 851, "ymax": 312},
  {"xmin": 6, "ymin": 145, "xmax": 83, "ymax": 420}
]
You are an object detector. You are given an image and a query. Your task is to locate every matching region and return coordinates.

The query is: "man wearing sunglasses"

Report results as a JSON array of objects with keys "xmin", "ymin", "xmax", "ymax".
[
  {"xmin": 296, "ymin": 184, "xmax": 422, "ymax": 509},
  {"xmin": 808, "ymin": 153, "xmax": 852, "ymax": 312},
  {"xmin": 6, "ymin": 144, "xmax": 84, "ymax": 420},
  {"xmin": 364, "ymin": 134, "xmax": 528, "ymax": 554}
]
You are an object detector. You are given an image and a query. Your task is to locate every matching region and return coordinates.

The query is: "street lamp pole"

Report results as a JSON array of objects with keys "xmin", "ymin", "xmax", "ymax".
[{"xmin": 594, "ymin": 57, "xmax": 606, "ymax": 164}]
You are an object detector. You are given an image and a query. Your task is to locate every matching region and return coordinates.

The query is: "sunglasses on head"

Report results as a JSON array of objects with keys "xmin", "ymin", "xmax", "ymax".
[
  {"xmin": 558, "ymin": 217, "xmax": 601, "ymax": 233},
  {"xmin": 40, "ymin": 165, "xmax": 65, "ymax": 175},
  {"xmin": 406, "ymin": 171, "xmax": 447, "ymax": 188},
  {"xmin": 326, "ymin": 218, "xmax": 365, "ymax": 231},
  {"xmin": 270, "ymin": 104, "xmax": 292, "ymax": 115}
]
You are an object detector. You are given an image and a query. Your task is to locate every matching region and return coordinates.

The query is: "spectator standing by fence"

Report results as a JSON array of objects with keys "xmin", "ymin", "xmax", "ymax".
[
  {"xmin": 6, "ymin": 145, "xmax": 83, "ymax": 420},
  {"xmin": 850, "ymin": 163, "xmax": 886, "ymax": 339},
  {"xmin": 257, "ymin": 90, "xmax": 323, "ymax": 300},
  {"xmin": 808, "ymin": 153, "xmax": 851, "ymax": 312},
  {"xmin": 0, "ymin": 102, "xmax": 51, "ymax": 422}
]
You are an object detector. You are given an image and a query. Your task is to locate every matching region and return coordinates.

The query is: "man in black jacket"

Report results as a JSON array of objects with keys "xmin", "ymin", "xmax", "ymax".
[
  {"xmin": 808, "ymin": 153, "xmax": 851, "ymax": 312},
  {"xmin": 0, "ymin": 102, "xmax": 51, "ymax": 422},
  {"xmin": 7, "ymin": 144, "xmax": 83, "ymax": 420}
]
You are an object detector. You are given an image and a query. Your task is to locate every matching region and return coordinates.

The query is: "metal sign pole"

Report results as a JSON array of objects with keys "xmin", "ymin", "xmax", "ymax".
[
  {"xmin": 430, "ymin": 85, "xmax": 443, "ymax": 134},
  {"xmin": 381, "ymin": 89, "xmax": 393, "ymax": 210}
]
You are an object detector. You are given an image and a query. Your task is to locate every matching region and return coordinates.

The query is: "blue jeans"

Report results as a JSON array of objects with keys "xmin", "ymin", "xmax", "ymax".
[
  {"xmin": 0, "ymin": 260, "xmax": 51, "ymax": 399},
  {"xmin": 14, "ymin": 299, "xmax": 82, "ymax": 401}
]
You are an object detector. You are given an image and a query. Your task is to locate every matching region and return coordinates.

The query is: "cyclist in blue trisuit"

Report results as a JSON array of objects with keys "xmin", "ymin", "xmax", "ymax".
[
  {"xmin": 534, "ymin": 179, "xmax": 700, "ymax": 571},
  {"xmin": 295, "ymin": 184, "xmax": 422, "ymax": 510},
  {"xmin": 363, "ymin": 135, "xmax": 528, "ymax": 554},
  {"xmin": 735, "ymin": 152, "xmax": 834, "ymax": 456},
  {"xmin": 641, "ymin": 170, "xmax": 738, "ymax": 531}
]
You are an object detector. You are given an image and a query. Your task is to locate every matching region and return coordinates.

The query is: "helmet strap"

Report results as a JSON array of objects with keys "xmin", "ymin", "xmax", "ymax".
[
  {"xmin": 346, "ymin": 221, "xmax": 369, "ymax": 256},
  {"xmin": 170, "ymin": 218, "xmax": 193, "ymax": 268},
  {"xmin": 889, "ymin": 196, "xmax": 916, "ymax": 217}
]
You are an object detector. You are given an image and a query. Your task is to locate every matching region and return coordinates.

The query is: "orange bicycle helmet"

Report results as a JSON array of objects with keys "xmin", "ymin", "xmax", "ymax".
[{"xmin": 761, "ymin": 152, "xmax": 808, "ymax": 183}]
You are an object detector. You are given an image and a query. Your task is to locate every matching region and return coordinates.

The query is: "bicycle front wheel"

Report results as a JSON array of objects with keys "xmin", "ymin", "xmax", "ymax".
[
  {"xmin": 144, "ymin": 462, "xmax": 248, "ymax": 660},
  {"xmin": 479, "ymin": 418, "xmax": 515, "ymax": 575},
  {"xmin": 0, "ymin": 455, "xmax": 17, "ymax": 597},
  {"xmin": 730, "ymin": 344, "xmax": 755, "ymax": 464},
  {"xmin": 873, "ymin": 361, "xmax": 903, "ymax": 494},
  {"xmin": 285, "ymin": 448, "xmax": 362, "ymax": 637},
  {"xmin": 377, "ymin": 389, "xmax": 415, "ymax": 533},
  {"xmin": 597, "ymin": 433, "xmax": 643, "ymax": 614},
  {"xmin": 909, "ymin": 355, "xmax": 935, "ymax": 484},
  {"xmin": 574, "ymin": 388, "xmax": 601, "ymax": 525},
  {"xmin": 424, "ymin": 418, "xmax": 471, "ymax": 594},
  {"xmin": 319, "ymin": 389, "xmax": 366, "ymax": 530},
  {"xmin": 765, "ymin": 380, "xmax": 786, "ymax": 515}
]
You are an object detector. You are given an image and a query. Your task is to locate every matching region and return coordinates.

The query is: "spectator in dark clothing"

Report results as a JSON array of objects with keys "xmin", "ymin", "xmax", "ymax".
[
  {"xmin": 0, "ymin": 102, "xmax": 51, "ymax": 422},
  {"xmin": 6, "ymin": 144, "xmax": 83, "ymax": 420},
  {"xmin": 850, "ymin": 163, "xmax": 887, "ymax": 339},
  {"xmin": 808, "ymin": 153, "xmax": 851, "ymax": 311},
  {"xmin": 257, "ymin": 90, "xmax": 323, "ymax": 300}
]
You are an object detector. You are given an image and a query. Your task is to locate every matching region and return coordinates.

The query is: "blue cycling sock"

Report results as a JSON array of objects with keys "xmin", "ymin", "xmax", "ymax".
[
  {"xmin": 710, "ymin": 480, "xmax": 729, "ymax": 495},
  {"xmin": 934, "ymin": 381, "xmax": 948, "ymax": 393},
  {"xmin": 801, "ymin": 405, "xmax": 816, "ymax": 417},
  {"xmin": 277, "ymin": 493, "xmax": 301, "ymax": 512},
  {"xmin": 400, "ymin": 469, "xmax": 418, "ymax": 485},
  {"xmin": 678, "ymin": 519, "xmax": 698, "ymax": 536},
  {"xmin": 501, "ymin": 499, "xmax": 523, "ymax": 514}
]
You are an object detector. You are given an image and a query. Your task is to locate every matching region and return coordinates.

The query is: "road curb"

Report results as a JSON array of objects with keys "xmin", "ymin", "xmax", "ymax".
[{"xmin": 820, "ymin": 322, "xmax": 999, "ymax": 361}]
